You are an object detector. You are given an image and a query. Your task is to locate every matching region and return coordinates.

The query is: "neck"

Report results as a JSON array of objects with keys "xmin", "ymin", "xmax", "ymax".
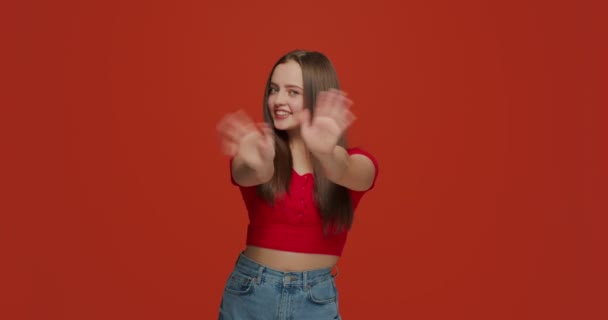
[
  {"xmin": 287, "ymin": 134, "xmax": 312, "ymax": 164},
  {"xmin": 288, "ymin": 137, "xmax": 303, "ymax": 148},
  {"xmin": 287, "ymin": 129, "xmax": 304, "ymax": 148},
  {"xmin": 286, "ymin": 126, "xmax": 301, "ymax": 140}
]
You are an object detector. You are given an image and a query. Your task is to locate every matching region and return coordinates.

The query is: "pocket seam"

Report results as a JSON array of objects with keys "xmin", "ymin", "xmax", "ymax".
[
  {"xmin": 307, "ymin": 278, "xmax": 337, "ymax": 304},
  {"xmin": 224, "ymin": 271, "xmax": 255, "ymax": 295}
]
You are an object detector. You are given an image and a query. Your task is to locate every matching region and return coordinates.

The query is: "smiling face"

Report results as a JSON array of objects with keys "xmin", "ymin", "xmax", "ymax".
[{"xmin": 267, "ymin": 60, "xmax": 305, "ymax": 131}]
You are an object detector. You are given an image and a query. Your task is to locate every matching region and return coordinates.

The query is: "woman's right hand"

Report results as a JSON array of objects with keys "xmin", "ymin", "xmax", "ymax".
[{"xmin": 217, "ymin": 110, "xmax": 275, "ymax": 171}]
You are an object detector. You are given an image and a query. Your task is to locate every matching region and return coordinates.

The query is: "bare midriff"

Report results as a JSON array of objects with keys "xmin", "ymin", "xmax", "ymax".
[{"xmin": 243, "ymin": 246, "xmax": 339, "ymax": 272}]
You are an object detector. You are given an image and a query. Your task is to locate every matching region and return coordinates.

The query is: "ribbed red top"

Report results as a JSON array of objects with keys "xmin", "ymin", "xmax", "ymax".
[{"xmin": 230, "ymin": 148, "xmax": 378, "ymax": 256}]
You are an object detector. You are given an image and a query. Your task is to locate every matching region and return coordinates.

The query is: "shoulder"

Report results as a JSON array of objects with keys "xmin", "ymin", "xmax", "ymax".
[
  {"xmin": 347, "ymin": 147, "xmax": 378, "ymax": 165},
  {"xmin": 345, "ymin": 147, "xmax": 379, "ymax": 191}
]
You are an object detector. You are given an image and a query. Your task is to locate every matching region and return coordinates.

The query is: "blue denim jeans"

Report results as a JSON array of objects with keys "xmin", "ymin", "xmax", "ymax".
[{"xmin": 219, "ymin": 253, "xmax": 341, "ymax": 320}]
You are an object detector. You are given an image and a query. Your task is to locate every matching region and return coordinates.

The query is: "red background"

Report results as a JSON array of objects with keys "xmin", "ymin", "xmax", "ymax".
[{"xmin": 2, "ymin": 0, "xmax": 607, "ymax": 319}]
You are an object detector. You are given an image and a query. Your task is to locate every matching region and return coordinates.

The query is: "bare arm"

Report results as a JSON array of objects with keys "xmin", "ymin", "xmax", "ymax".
[
  {"xmin": 218, "ymin": 110, "xmax": 275, "ymax": 187},
  {"xmin": 297, "ymin": 90, "xmax": 376, "ymax": 190},
  {"xmin": 312, "ymin": 146, "xmax": 376, "ymax": 191},
  {"xmin": 231, "ymin": 153, "xmax": 274, "ymax": 187}
]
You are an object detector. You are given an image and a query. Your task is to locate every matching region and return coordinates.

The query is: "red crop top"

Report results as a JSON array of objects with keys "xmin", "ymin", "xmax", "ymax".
[{"xmin": 230, "ymin": 148, "xmax": 378, "ymax": 256}]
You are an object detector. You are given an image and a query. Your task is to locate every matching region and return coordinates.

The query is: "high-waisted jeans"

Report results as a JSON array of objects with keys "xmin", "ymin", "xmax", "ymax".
[{"xmin": 219, "ymin": 253, "xmax": 341, "ymax": 320}]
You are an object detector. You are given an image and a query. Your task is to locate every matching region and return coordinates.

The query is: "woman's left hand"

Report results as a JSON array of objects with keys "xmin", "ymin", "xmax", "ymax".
[{"xmin": 297, "ymin": 89, "xmax": 356, "ymax": 155}]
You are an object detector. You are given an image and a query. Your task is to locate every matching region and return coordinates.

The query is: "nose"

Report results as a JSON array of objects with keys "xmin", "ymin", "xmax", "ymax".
[{"xmin": 273, "ymin": 88, "xmax": 288, "ymax": 106}]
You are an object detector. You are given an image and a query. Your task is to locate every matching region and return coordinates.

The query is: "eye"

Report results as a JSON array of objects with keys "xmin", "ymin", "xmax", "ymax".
[
  {"xmin": 269, "ymin": 87, "xmax": 278, "ymax": 94},
  {"xmin": 288, "ymin": 89, "xmax": 300, "ymax": 96}
]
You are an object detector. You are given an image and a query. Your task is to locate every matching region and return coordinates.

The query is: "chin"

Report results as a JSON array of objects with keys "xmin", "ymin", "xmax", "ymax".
[{"xmin": 273, "ymin": 119, "xmax": 297, "ymax": 131}]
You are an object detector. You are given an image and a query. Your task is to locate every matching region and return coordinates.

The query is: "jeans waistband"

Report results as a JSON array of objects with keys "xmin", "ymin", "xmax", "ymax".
[{"xmin": 234, "ymin": 252, "xmax": 336, "ymax": 287}]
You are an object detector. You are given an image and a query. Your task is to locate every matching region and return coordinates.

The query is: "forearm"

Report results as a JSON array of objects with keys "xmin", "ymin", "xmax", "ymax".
[
  {"xmin": 232, "ymin": 155, "xmax": 274, "ymax": 186},
  {"xmin": 311, "ymin": 146, "xmax": 350, "ymax": 184}
]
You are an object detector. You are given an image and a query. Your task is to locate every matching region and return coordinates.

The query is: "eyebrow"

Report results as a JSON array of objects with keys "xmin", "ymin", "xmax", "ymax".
[{"xmin": 270, "ymin": 82, "xmax": 303, "ymax": 90}]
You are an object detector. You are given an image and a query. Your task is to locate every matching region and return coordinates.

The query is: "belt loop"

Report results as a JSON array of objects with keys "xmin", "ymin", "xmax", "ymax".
[
  {"xmin": 332, "ymin": 265, "xmax": 339, "ymax": 278},
  {"xmin": 235, "ymin": 252, "xmax": 243, "ymax": 266},
  {"xmin": 256, "ymin": 266, "xmax": 264, "ymax": 285},
  {"xmin": 303, "ymin": 271, "xmax": 309, "ymax": 291}
]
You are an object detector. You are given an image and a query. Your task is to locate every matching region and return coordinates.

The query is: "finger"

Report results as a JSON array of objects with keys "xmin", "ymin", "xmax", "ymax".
[
  {"xmin": 333, "ymin": 109, "xmax": 356, "ymax": 131},
  {"xmin": 257, "ymin": 122, "xmax": 270, "ymax": 133},
  {"xmin": 216, "ymin": 113, "xmax": 235, "ymax": 134},
  {"xmin": 218, "ymin": 132, "xmax": 244, "ymax": 158},
  {"xmin": 314, "ymin": 91, "xmax": 331, "ymax": 116},
  {"xmin": 342, "ymin": 95, "xmax": 354, "ymax": 108},
  {"xmin": 257, "ymin": 122, "xmax": 275, "ymax": 143},
  {"xmin": 218, "ymin": 116, "xmax": 246, "ymax": 142},
  {"xmin": 336, "ymin": 97, "xmax": 354, "ymax": 124},
  {"xmin": 325, "ymin": 90, "xmax": 340, "ymax": 115},
  {"xmin": 223, "ymin": 111, "xmax": 257, "ymax": 141},
  {"xmin": 328, "ymin": 92, "xmax": 344, "ymax": 117},
  {"xmin": 263, "ymin": 131, "xmax": 275, "ymax": 148},
  {"xmin": 328, "ymin": 88, "xmax": 346, "ymax": 105},
  {"xmin": 329, "ymin": 90, "xmax": 350, "ymax": 119},
  {"xmin": 257, "ymin": 138, "xmax": 275, "ymax": 158},
  {"xmin": 233, "ymin": 110, "xmax": 258, "ymax": 134},
  {"xmin": 217, "ymin": 128, "xmax": 234, "ymax": 142},
  {"xmin": 232, "ymin": 109, "xmax": 250, "ymax": 123},
  {"xmin": 343, "ymin": 110, "xmax": 357, "ymax": 128},
  {"xmin": 327, "ymin": 92, "xmax": 350, "ymax": 121},
  {"xmin": 217, "ymin": 121, "xmax": 239, "ymax": 143},
  {"xmin": 221, "ymin": 141, "xmax": 238, "ymax": 157},
  {"xmin": 298, "ymin": 109, "xmax": 311, "ymax": 129},
  {"xmin": 217, "ymin": 112, "xmax": 242, "ymax": 135},
  {"xmin": 227, "ymin": 144, "xmax": 238, "ymax": 157}
]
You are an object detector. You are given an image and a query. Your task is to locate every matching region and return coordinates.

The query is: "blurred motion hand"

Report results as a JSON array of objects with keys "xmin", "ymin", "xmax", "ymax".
[
  {"xmin": 217, "ymin": 110, "xmax": 275, "ymax": 170},
  {"xmin": 297, "ymin": 89, "xmax": 355, "ymax": 155}
]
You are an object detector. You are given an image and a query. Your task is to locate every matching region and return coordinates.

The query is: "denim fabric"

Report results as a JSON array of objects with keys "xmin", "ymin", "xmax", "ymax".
[{"xmin": 219, "ymin": 253, "xmax": 341, "ymax": 320}]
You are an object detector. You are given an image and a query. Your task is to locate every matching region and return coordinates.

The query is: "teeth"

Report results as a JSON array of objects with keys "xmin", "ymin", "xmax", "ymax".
[{"xmin": 275, "ymin": 110, "xmax": 291, "ymax": 116}]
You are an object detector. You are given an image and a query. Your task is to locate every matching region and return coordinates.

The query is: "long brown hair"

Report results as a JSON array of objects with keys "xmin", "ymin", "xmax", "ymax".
[{"xmin": 258, "ymin": 50, "xmax": 353, "ymax": 233}]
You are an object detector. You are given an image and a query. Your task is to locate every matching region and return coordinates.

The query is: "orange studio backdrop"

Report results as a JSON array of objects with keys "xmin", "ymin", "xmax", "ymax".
[{"xmin": 1, "ymin": 0, "xmax": 606, "ymax": 319}]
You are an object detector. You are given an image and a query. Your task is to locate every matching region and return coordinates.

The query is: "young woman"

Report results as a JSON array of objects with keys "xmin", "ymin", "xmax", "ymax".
[{"xmin": 216, "ymin": 50, "xmax": 378, "ymax": 320}]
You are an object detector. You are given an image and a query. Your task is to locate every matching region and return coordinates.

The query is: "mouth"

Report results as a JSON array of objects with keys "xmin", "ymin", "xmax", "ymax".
[{"xmin": 274, "ymin": 109, "xmax": 292, "ymax": 119}]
